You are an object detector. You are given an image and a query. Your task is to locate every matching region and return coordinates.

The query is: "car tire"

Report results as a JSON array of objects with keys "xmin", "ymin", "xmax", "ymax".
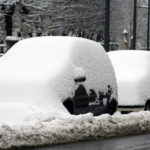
[
  {"xmin": 145, "ymin": 100, "xmax": 150, "ymax": 111},
  {"xmin": 63, "ymin": 98, "xmax": 74, "ymax": 114},
  {"xmin": 107, "ymin": 99, "xmax": 118, "ymax": 115}
]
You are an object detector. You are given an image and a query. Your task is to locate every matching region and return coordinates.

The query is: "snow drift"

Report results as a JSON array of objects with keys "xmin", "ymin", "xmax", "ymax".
[
  {"xmin": 1, "ymin": 111, "xmax": 150, "ymax": 149},
  {"xmin": 108, "ymin": 50, "xmax": 150, "ymax": 106}
]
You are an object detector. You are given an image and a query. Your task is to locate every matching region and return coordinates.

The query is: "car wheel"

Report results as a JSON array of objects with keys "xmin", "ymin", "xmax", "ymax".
[
  {"xmin": 63, "ymin": 98, "xmax": 74, "ymax": 114},
  {"xmin": 145, "ymin": 100, "xmax": 150, "ymax": 111},
  {"xmin": 107, "ymin": 99, "xmax": 118, "ymax": 115}
]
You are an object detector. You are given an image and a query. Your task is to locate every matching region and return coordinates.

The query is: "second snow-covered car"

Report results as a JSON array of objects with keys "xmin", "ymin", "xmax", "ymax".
[
  {"xmin": 0, "ymin": 36, "xmax": 118, "ymax": 116},
  {"xmin": 108, "ymin": 50, "xmax": 150, "ymax": 112}
]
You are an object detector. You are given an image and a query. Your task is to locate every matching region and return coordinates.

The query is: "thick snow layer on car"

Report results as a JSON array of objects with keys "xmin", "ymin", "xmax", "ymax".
[
  {"xmin": 1, "ymin": 111, "xmax": 150, "ymax": 149},
  {"xmin": 0, "ymin": 103, "xmax": 51, "ymax": 125},
  {"xmin": 0, "ymin": 36, "xmax": 117, "ymax": 115},
  {"xmin": 108, "ymin": 50, "xmax": 150, "ymax": 106}
]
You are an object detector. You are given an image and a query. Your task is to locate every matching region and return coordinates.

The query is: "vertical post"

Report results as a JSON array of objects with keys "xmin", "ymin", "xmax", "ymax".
[
  {"xmin": 104, "ymin": 0, "xmax": 110, "ymax": 52},
  {"xmin": 132, "ymin": 0, "xmax": 137, "ymax": 49},
  {"xmin": 18, "ymin": 0, "xmax": 23, "ymax": 39},
  {"xmin": 5, "ymin": 12, "xmax": 13, "ymax": 36},
  {"xmin": 147, "ymin": 0, "xmax": 150, "ymax": 50},
  {"xmin": 123, "ymin": 28, "xmax": 129, "ymax": 50}
]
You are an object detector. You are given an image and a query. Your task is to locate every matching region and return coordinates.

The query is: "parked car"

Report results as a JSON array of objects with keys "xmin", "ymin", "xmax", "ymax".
[
  {"xmin": 0, "ymin": 36, "xmax": 118, "ymax": 116},
  {"xmin": 108, "ymin": 50, "xmax": 150, "ymax": 113}
]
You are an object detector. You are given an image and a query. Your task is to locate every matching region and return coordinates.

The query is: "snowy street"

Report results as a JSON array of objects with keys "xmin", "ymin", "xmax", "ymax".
[
  {"xmin": 27, "ymin": 133, "xmax": 150, "ymax": 150},
  {"xmin": 1, "ymin": 111, "xmax": 150, "ymax": 149}
]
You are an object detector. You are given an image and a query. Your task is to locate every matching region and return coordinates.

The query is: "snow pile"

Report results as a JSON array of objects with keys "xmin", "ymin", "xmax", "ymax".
[
  {"xmin": 1, "ymin": 111, "xmax": 150, "ymax": 149},
  {"xmin": 0, "ymin": 103, "xmax": 42, "ymax": 125},
  {"xmin": 74, "ymin": 67, "xmax": 85, "ymax": 79},
  {"xmin": 108, "ymin": 50, "xmax": 150, "ymax": 106}
]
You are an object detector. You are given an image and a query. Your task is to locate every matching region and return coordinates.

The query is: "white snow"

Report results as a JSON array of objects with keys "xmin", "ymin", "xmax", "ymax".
[
  {"xmin": 0, "ymin": 103, "xmax": 44, "ymax": 125},
  {"xmin": 0, "ymin": 36, "xmax": 118, "ymax": 148},
  {"xmin": 1, "ymin": 111, "xmax": 150, "ymax": 149},
  {"xmin": 74, "ymin": 67, "xmax": 85, "ymax": 79},
  {"xmin": 108, "ymin": 50, "xmax": 150, "ymax": 106},
  {"xmin": 0, "ymin": 36, "xmax": 117, "ymax": 122},
  {"xmin": 6, "ymin": 36, "xmax": 21, "ymax": 41}
]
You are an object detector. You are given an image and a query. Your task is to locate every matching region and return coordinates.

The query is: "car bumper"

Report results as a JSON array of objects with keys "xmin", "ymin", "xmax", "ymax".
[{"xmin": 118, "ymin": 105, "xmax": 144, "ymax": 113}]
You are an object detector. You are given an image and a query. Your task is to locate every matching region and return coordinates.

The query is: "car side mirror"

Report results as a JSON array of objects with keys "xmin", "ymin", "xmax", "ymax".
[
  {"xmin": 74, "ymin": 76, "xmax": 86, "ymax": 82},
  {"xmin": 74, "ymin": 67, "xmax": 86, "ymax": 83}
]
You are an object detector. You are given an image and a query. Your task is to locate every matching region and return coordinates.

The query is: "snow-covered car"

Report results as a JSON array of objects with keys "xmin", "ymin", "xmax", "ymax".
[
  {"xmin": 0, "ymin": 36, "xmax": 117, "ymax": 117},
  {"xmin": 108, "ymin": 50, "xmax": 150, "ymax": 112}
]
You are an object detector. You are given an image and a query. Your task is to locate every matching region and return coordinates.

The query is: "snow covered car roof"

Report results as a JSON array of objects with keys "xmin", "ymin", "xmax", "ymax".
[
  {"xmin": 0, "ymin": 36, "xmax": 117, "ymax": 124},
  {"xmin": 108, "ymin": 50, "xmax": 150, "ymax": 106}
]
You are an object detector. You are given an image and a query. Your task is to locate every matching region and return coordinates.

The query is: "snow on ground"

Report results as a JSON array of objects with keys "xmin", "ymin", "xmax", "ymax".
[
  {"xmin": 108, "ymin": 50, "xmax": 150, "ymax": 106},
  {"xmin": 1, "ymin": 111, "xmax": 150, "ymax": 149}
]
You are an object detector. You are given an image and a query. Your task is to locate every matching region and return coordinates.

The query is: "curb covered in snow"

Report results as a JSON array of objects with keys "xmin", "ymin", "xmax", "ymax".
[{"xmin": 1, "ymin": 111, "xmax": 150, "ymax": 149}]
